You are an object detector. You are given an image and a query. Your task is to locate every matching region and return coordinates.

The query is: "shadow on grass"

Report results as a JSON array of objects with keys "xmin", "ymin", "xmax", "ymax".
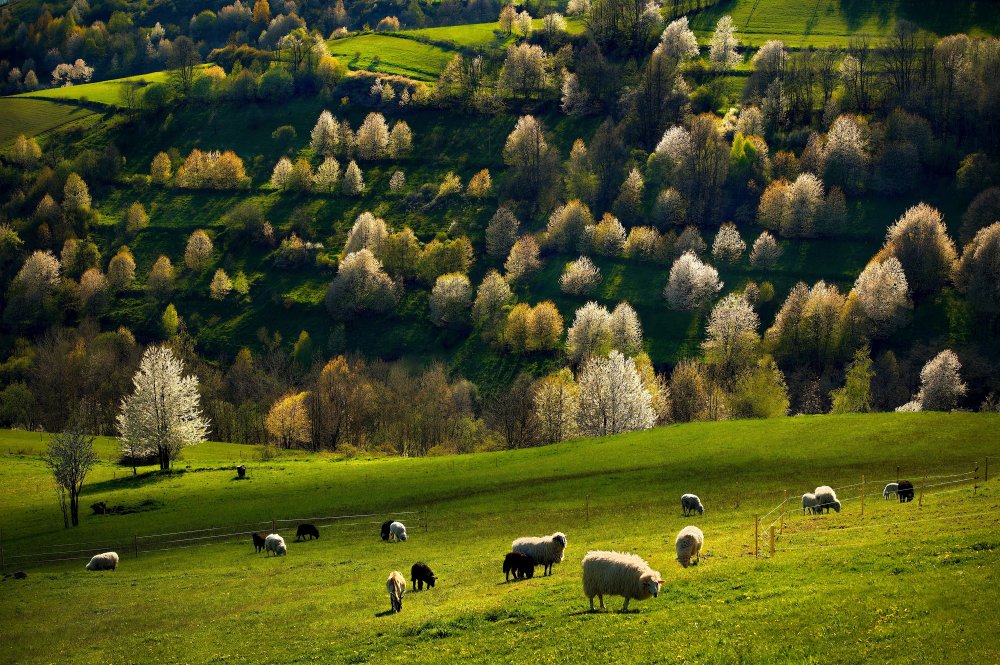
[
  {"xmin": 86, "ymin": 469, "xmax": 186, "ymax": 493},
  {"xmin": 374, "ymin": 609, "xmax": 398, "ymax": 618}
]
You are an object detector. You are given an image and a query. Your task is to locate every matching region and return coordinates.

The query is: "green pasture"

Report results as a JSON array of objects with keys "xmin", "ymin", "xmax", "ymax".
[
  {"xmin": 0, "ymin": 97, "xmax": 98, "ymax": 145},
  {"xmin": 1, "ymin": 413, "xmax": 998, "ymax": 663},
  {"xmin": 16, "ymin": 70, "xmax": 176, "ymax": 107},
  {"xmin": 327, "ymin": 34, "xmax": 455, "ymax": 82},
  {"xmin": 400, "ymin": 16, "xmax": 586, "ymax": 49}
]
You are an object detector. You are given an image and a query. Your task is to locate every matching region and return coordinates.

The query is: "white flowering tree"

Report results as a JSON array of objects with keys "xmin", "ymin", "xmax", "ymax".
[
  {"xmin": 560, "ymin": 256, "xmax": 602, "ymax": 295},
  {"xmin": 576, "ymin": 351, "xmax": 656, "ymax": 436},
  {"xmin": 343, "ymin": 211, "xmax": 388, "ymax": 255},
  {"xmin": 117, "ymin": 346, "xmax": 209, "ymax": 471},
  {"xmin": 851, "ymin": 256, "xmax": 911, "ymax": 337},
  {"xmin": 664, "ymin": 251, "xmax": 722, "ymax": 310},
  {"xmin": 916, "ymin": 350, "xmax": 967, "ymax": 411}
]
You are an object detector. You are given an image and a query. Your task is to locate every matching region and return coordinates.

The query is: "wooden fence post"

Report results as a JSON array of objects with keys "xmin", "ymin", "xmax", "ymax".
[
  {"xmin": 585, "ymin": 495, "xmax": 590, "ymax": 522},
  {"xmin": 974, "ymin": 464, "xmax": 979, "ymax": 496},
  {"xmin": 769, "ymin": 526, "xmax": 775, "ymax": 557},
  {"xmin": 424, "ymin": 509, "xmax": 428, "ymax": 532},
  {"xmin": 271, "ymin": 518, "xmax": 276, "ymax": 534},
  {"xmin": 919, "ymin": 473, "xmax": 927, "ymax": 507},
  {"xmin": 754, "ymin": 514, "xmax": 759, "ymax": 559},
  {"xmin": 896, "ymin": 466, "xmax": 900, "ymax": 484},
  {"xmin": 133, "ymin": 535, "xmax": 139, "ymax": 558},
  {"xmin": 781, "ymin": 490, "xmax": 787, "ymax": 533},
  {"xmin": 860, "ymin": 474, "xmax": 865, "ymax": 517}
]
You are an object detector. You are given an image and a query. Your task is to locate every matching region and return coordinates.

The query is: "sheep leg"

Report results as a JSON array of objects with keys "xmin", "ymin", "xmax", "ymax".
[
  {"xmin": 621, "ymin": 597, "xmax": 630, "ymax": 613},
  {"xmin": 589, "ymin": 597, "xmax": 595, "ymax": 612},
  {"xmin": 599, "ymin": 594, "xmax": 605, "ymax": 610}
]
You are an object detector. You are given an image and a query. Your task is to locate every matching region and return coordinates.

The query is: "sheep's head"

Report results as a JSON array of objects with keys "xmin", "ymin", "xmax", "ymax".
[
  {"xmin": 832, "ymin": 501, "xmax": 841, "ymax": 513},
  {"xmin": 677, "ymin": 556, "xmax": 690, "ymax": 568},
  {"xmin": 399, "ymin": 532, "xmax": 407, "ymax": 541},
  {"xmin": 428, "ymin": 575, "xmax": 437, "ymax": 587},
  {"xmin": 641, "ymin": 572, "xmax": 664, "ymax": 598},
  {"xmin": 553, "ymin": 533, "xmax": 567, "ymax": 548},
  {"xmin": 697, "ymin": 505, "xmax": 705, "ymax": 515}
]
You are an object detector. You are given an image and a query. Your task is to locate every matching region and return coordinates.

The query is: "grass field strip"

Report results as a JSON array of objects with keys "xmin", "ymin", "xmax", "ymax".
[{"xmin": 0, "ymin": 508, "xmax": 427, "ymax": 569}]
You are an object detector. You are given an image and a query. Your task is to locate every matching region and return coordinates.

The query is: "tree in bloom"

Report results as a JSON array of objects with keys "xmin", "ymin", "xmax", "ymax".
[
  {"xmin": 467, "ymin": 169, "xmax": 492, "ymax": 198},
  {"xmin": 545, "ymin": 199, "xmax": 594, "ymax": 253},
  {"xmin": 609, "ymin": 301, "xmax": 643, "ymax": 356},
  {"xmin": 503, "ymin": 115, "xmax": 559, "ymax": 204},
  {"xmin": 265, "ymin": 391, "xmax": 311, "ymax": 448},
  {"xmin": 184, "ymin": 230, "xmax": 214, "ymax": 272},
  {"xmin": 592, "ymin": 214, "xmax": 627, "ymax": 257},
  {"xmin": 313, "ymin": 157, "xmax": 340, "ymax": 192},
  {"xmin": 702, "ymin": 292, "xmax": 760, "ymax": 383},
  {"xmin": 711, "ymin": 223, "xmax": 746, "ymax": 264},
  {"xmin": 664, "ymin": 251, "xmax": 722, "ymax": 311},
  {"xmin": 117, "ymin": 345, "xmax": 209, "ymax": 471},
  {"xmin": 957, "ymin": 222, "xmax": 1000, "ymax": 315},
  {"xmin": 505, "ymin": 235, "xmax": 542, "ymax": 282},
  {"xmin": 472, "ymin": 270, "xmax": 514, "ymax": 334},
  {"xmin": 107, "ymin": 248, "xmax": 136, "ymax": 292},
  {"xmin": 822, "ymin": 114, "xmax": 869, "ymax": 194},
  {"xmin": 914, "ymin": 349, "xmax": 966, "ymax": 411},
  {"xmin": 566, "ymin": 301, "xmax": 613, "ymax": 364},
  {"xmin": 851, "ymin": 256, "xmax": 911, "ymax": 338},
  {"xmin": 51, "ymin": 59, "xmax": 94, "ymax": 86},
  {"xmin": 5, "ymin": 250, "xmax": 61, "ymax": 323},
  {"xmin": 883, "ymin": 203, "xmax": 957, "ymax": 295},
  {"xmin": 429, "ymin": 273, "xmax": 473, "ymax": 327},
  {"xmin": 560, "ymin": 256, "xmax": 602, "ymax": 295},
  {"xmin": 343, "ymin": 211, "xmax": 388, "ymax": 255},
  {"xmin": 342, "ymin": 160, "xmax": 365, "ymax": 195},
  {"xmin": 575, "ymin": 351, "xmax": 656, "ymax": 436},
  {"xmin": 43, "ymin": 429, "xmax": 98, "ymax": 527},
  {"xmin": 78, "ymin": 268, "xmax": 109, "ymax": 315},
  {"xmin": 356, "ymin": 112, "xmax": 390, "ymax": 161},
  {"xmin": 389, "ymin": 170, "xmax": 406, "ymax": 193},
  {"xmin": 387, "ymin": 121, "xmax": 413, "ymax": 159},
  {"xmin": 709, "ymin": 15, "xmax": 740, "ymax": 71},
  {"xmin": 151, "ymin": 152, "xmax": 172, "ymax": 184},
  {"xmin": 657, "ymin": 17, "xmax": 699, "ymax": 64},
  {"xmin": 669, "ymin": 359, "xmax": 708, "ymax": 422},
  {"xmin": 270, "ymin": 157, "xmax": 293, "ymax": 190},
  {"xmin": 12, "ymin": 134, "xmax": 42, "ymax": 168},
  {"xmin": 309, "ymin": 110, "xmax": 340, "ymax": 156},
  {"xmin": 210, "ymin": 269, "xmax": 233, "ymax": 300},
  {"xmin": 830, "ymin": 345, "xmax": 874, "ymax": 414},
  {"xmin": 63, "ymin": 172, "xmax": 91, "ymax": 212},
  {"xmin": 147, "ymin": 255, "xmax": 175, "ymax": 298},
  {"xmin": 612, "ymin": 168, "xmax": 644, "ymax": 226},
  {"xmin": 486, "ymin": 205, "xmax": 520, "ymax": 259},
  {"xmin": 325, "ymin": 249, "xmax": 398, "ymax": 316},
  {"xmin": 750, "ymin": 231, "xmax": 782, "ymax": 269},
  {"xmin": 675, "ymin": 226, "xmax": 707, "ymax": 257}
]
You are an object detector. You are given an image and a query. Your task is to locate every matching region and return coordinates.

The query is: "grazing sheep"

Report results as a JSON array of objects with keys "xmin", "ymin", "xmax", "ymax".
[
  {"xmin": 898, "ymin": 480, "xmax": 915, "ymax": 503},
  {"xmin": 380, "ymin": 520, "xmax": 393, "ymax": 541},
  {"xmin": 814, "ymin": 485, "xmax": 841, "ymax": 514},
  {"xmin": 85, "ymin": 552, "xmax": 119, "ymax": 571},
  {"xmin": 410, "ymin": 562, "xmax": 437, "ymax": 591},
  {"xmin": 675, "ymin": 526, "xmax": 704, "ymax": 568},
  {"xmin": 264, "ymin": 533, "xmax": 287, "ymax": 556},
  {"xmin": 801, "ymin": 492, "xmax": 821, "ymax": 515},
  {"xmin": 503, "ymin": 551, "xmax": 535, "ymax": 582},
  {"xmin": 883, "ymin": 483, "xmax": 899, "ymax": 500},
  {"xmin": 582, "ymin": 550, "xmax": 663, "ymax": 612},
  {"xmin": 386, "ymin": 571, "xmax": 405, "ymax": 613},
  {"xmin": 681, "ymin": 494, "xmax": 705, "ymax": 517},
  {"xmin": 252, "ymin": 532, "xmax": 266, "ymax": 553},
  {"xmin": 389, "ymin": 521, "xmax": 408, "ymax": 542},
  {"xmin": 512, "ymin": 532, "xmax": 567, "ymax": 576},
  {"xmin": 13, "ymin": 571, "xmax": 27, "ymax": 580},
  {"xmin": 296, "ymin": 524, "xmax": 320, "ymax": 541}
]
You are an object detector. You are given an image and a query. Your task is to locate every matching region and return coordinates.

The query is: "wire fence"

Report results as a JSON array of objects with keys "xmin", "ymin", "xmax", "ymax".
[
  {"xmin": 750, "ymin": 459, "xmax": 987, "ymax": 559},
  {"xmin": 0, "ymin": 509, "xmax": 427, "ymax": 571}
]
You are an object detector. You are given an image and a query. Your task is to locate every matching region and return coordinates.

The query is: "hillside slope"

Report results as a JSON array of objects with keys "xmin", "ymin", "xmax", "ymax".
[{"xmin": 1, "ymin": 413, "xmax": 998, "ymax": 663}]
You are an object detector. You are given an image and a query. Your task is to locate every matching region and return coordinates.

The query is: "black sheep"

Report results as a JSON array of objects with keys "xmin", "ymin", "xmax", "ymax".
[
  {"xmin": 380, "ymin": 520, "xmax": 393, "ymax": 541},
  {"xmin": 252, "ymin": 532, "xmax": 266, "ymax": 553},
  {"xmin": 503, "ymin": 551, "xmax": 535, "ymax": 582},
  {"xmin": 410, "ymin": 562, "xmax": 437, "ymax": 591},
  {"xmin": 898, "ymin": 480, "xmax": 915, "ymax": 503},
  {"xmin": 296, "ymin": 523, "xmax": 320, "ymax": 541}
]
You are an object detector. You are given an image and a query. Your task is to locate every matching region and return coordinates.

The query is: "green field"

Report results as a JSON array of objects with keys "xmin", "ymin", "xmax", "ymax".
[
  {"xmin": 690, "ymin": 0, "xmax": 1000, "ymax": 47},
  {"xmin": 400, "ymin": 16, "xmax": 586, "ymax": 49},
  {"xmin": 1, "ymin": 413, "xmax": 998, "ymax": 663},
  {"xmin": 0, "ymin": 97, "xmax": 98, "ymax": 145},
  {"xmin": 16, "ymin": 69, "xmax": 184, "ymax": 107},
  {"xmin": 327, "ymin": 34, "xmax": 456, "ymax": 82}
]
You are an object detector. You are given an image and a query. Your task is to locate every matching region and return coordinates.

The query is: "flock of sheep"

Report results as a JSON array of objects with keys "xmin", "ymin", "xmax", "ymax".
[
  {"xmin": 79, "ymin": 481, "xmax": 913, "ymax": 613},
  {"xmin": 800, "ymin": 480, "xmax": 915, "ymax": 515}
]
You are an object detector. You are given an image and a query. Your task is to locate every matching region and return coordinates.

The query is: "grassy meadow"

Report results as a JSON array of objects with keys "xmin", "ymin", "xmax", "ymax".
[
  {"xmin": 327, "ymin": 34, "xmax": 455, "ymax": 82},
  {"xmin": 1, "ymin": 413, "xmax": 998, "ymax": 663},
  {"xmin": 0, "ymin": 97, "xmax": 99, "ymax": 145},
  {"xmin": 690, "ymin": 0, "xmax": 1000, "ymax": 47}
]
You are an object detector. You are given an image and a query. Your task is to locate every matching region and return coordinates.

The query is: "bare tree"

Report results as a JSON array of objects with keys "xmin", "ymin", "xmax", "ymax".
[{"xmin": 44, "ymin": 428, "xmax": 98, "ymax": 527}]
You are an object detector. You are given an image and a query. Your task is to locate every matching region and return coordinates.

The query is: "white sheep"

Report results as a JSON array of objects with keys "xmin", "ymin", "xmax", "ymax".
[
  {"xmin": 814, "ymin": 485, "xmax": 841, "ymax": 513},
  {"xmin": 680, "ymin": 494, "xmax": 704, "ymax": 517},
  {"xmin": 883, "ymin": 483, "xmax": 899, "ymax": 500},
  {"xmin": 512, "ymin": 532, "xmax": 567, "ymax": 576},
  {"xmin": 675, "ymin": 526, "xmax": 704, "ymax": 568},
  {"xmin": 388, "ymin": 521, "xmax": 407, "ymax": 542},
  {"xmin": 386, "ymin": 570, "xmax": 405, "ymax": 613},
  {"xmin": 582, "ymin": 550, "xmax": 663, "ymax": 612},
  {"xmin": 85, "ymin": 552, "xmax": 119, "ymax": 571},
  {"xmin": 264, "ymin": 533, "xmax": 287, "ymax": 556},
  {"xmin": 801, "ymin": 492, "xmax": 820, "ymax": 515}
]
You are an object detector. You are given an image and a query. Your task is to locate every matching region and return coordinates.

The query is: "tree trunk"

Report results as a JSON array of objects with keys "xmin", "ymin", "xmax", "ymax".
[{"xmin": 70, "ymin": 492, "xmax": 79, "ymax": 527}]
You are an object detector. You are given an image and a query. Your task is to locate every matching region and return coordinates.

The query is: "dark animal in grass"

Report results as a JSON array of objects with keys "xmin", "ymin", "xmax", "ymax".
[
  {"xmin": 252, "ymin": 532, "xmax": 266, "ymax": 553},
  {"xmin": 410, "ymin": 562, "xmax": 437, "ymax": 591},
  {"xmin": 381, "ymin": 520, "xmax": 393, "ymax": 541},
  {"xmin": 296, "ymin": 523, "xmax": 320, "ymax": 541},
  {"xmin": 503, "ymin": 551, "xmax": 535, "ymax": 582},
  {"xmin": 898, "ymin": 480, "xmax": 915, "ymax": 503}
]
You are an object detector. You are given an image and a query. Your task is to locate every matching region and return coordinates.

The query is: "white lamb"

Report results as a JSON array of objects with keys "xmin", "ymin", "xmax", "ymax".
[
  {"xmin": 85, "ymin": 552, "xmax": 119, "ymax": 571},
  {"xmin": 582, "ymin": 550, "xmax": 663, "ymax": 612},
  {"xmin": 675, "ymin": 526, "xmax": 704, "ymax": 568},
  {"xmin": 814, "ymin": 485, "xmax": 841, "ymax": 513},
  {"xmin": 680, "ymin": 493, "xmax": 704, "ymax": 517},
  {"xmin": 386, "ymin": 570, "xmax": 405, "ymax": 613},
  {"xmin": 264, "ymin": 533, "xmax": 287, "ymax": 556},
  {"xmin": 512, "ymin": 532, "xmax": 567, "ymax": 576},
  {"xmin": 883, "ymin": 483, "xmax": 899, "ymax": 500},
  {"xmin": 801, "ymin": 492, "xmax": 820, "ymax": 515},
  {"xmin": 389, "ymin": 521, "xmax": 407, "ymax": 542}
]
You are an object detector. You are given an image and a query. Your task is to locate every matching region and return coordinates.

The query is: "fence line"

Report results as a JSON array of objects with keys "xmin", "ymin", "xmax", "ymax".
[{"xmin": 0, "ymin": 508, "xmax": 428, "ymax": 571}]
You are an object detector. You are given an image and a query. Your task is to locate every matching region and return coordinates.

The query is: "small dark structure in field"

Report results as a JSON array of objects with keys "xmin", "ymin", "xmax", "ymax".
[
  {"xmin": 898, "ymin": 480, "xmax": 915, "ymax": 502},
  {"xmin": 252, "ymin": 532, "xmax": 266, "ymax": 552},
  {"xmin": 410, "ymin": 562, "xmax": 436, "ymax": 591},
  {"xmin": 236, "ymin": 465, "xmax": 246, "ymax": 479},
  {"xmin": 503, "ymin": 551, "xmax": 535, "ymax": 582},
  {"xmin": 296, "ymin": 523, "xmax": 320, "ymax": 541}
]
